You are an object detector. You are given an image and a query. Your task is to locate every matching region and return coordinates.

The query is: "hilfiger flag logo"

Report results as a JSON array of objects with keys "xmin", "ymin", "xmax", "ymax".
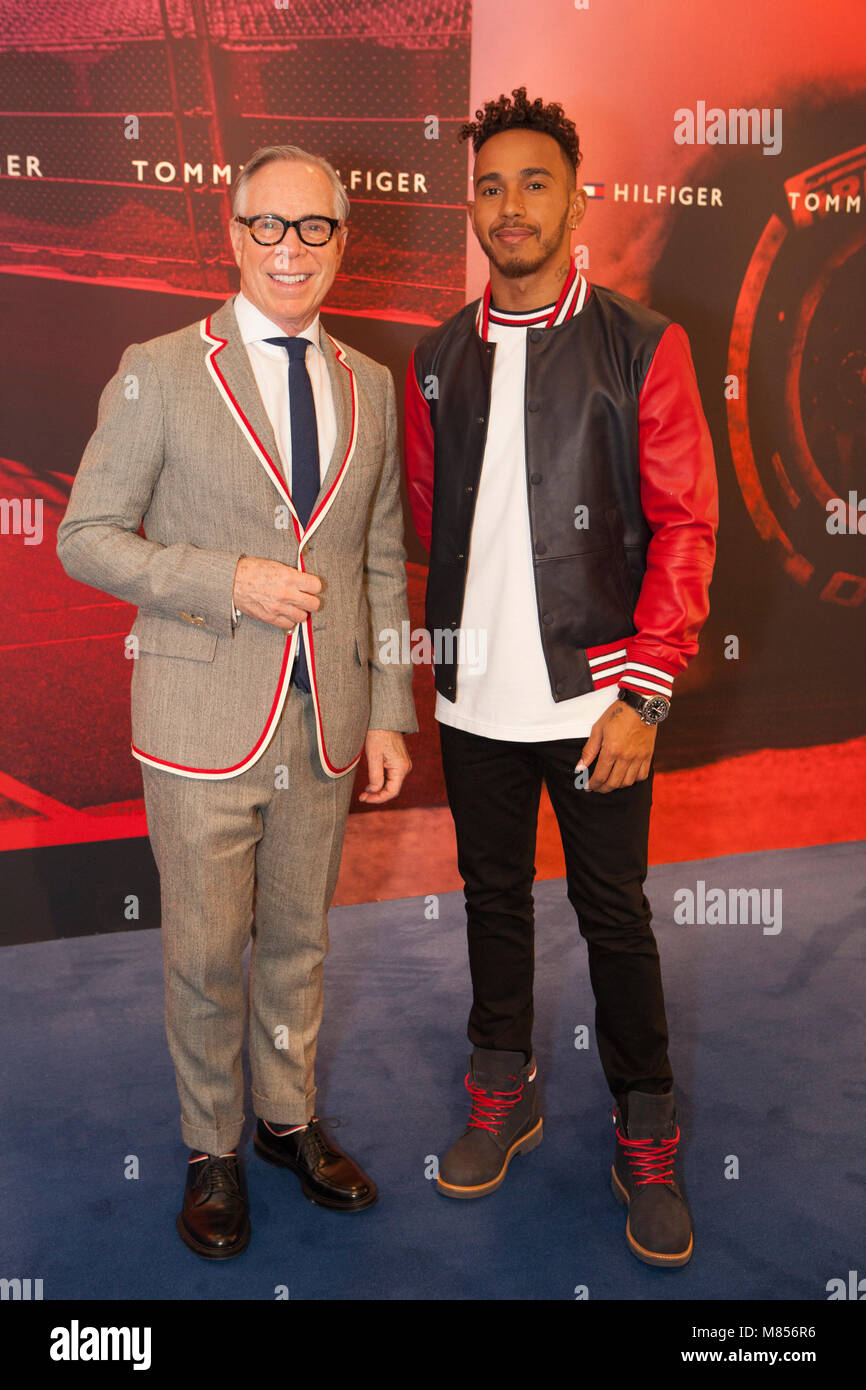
[
  {"xmin": 586, "ymin": 639, "xmax": 675, "ymax": 699},
  {"xmin": 129, "ymin": 316, "xmax": 362, "ymax": 782},
  {"xmin": 475, "ymin": 257, "xmax": 591, "ymax": 339}
]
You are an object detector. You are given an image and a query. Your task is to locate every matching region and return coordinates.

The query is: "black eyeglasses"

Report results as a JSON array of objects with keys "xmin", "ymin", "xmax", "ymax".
[{"xmin": 234, "ymin": 213, "xmax": 342, "ymax": 247}]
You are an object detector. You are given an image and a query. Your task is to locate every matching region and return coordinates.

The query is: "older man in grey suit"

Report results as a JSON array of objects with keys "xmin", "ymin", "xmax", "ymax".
[{"xmin": 57, "ymin": 145, "xmax": 417, "ymax": 1259}]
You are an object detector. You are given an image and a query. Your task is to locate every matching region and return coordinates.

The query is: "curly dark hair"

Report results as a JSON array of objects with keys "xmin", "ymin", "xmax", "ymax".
[{"xmin": 458, "ymin": 86, "xmax": 582, "ymax": 178}]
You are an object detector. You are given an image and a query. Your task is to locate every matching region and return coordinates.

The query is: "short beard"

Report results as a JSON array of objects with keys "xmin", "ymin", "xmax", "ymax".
[{"xmin": 477, "ymin": 206, "xmax": 571, "ymax": 280}]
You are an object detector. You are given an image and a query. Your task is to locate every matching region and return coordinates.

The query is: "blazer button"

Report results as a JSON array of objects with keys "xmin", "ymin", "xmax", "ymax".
[
  {"xmin": 535, "ymin": 541, "xmax": 547, "ymax": 555},
  {"xmin": 465, "ymin": 485, "xmax": 474, "ymax": 493},
  {"xmin": 530, "ymin": 473, "xmax": 542, "ymax": 485},
  {"xmin": 456, "ymin": 552, "xmax": 464, "ymax": 560},
  {"xmin": 528, "ymin": 400, "xmax": 540, "ymax": 412},
  {"xmin": 529, "ymin": 330, "xmax": 543, "ymax": 343},
  {"xmin": 542, "ymin": 613, "xmax": 553, "ymax": 625}
]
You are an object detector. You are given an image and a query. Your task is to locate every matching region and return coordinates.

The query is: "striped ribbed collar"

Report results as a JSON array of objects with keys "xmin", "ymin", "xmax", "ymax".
[{"xmin": 475, "ymin": 257, "xmax": 591, "ymax": 340}]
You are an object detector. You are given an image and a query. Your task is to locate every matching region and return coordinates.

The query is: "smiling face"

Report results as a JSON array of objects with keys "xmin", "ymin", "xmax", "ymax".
[
  {"xmin": 229, "ymin": 159, "xmax": 347, "ymax": 334},
  {"xmin": 468, "ymin": 128, "xmax": 585, "ymax": 291}
]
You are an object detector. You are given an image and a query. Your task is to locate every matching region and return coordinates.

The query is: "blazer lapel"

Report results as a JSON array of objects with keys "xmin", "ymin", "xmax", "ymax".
[
  {"xmin": 201, "ymin": 299, "xmax": 356, "ymax": 530},
  {"xmin": 202, "ymin": 298, "xmax": 294, "ymax": 516},
  {"xmin": 314, "ymin": 320, "xmax": 354, "ymax": 504}
]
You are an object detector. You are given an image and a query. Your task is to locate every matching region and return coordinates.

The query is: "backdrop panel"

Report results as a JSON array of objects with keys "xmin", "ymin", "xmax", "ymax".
[{"xmin": 0, "ymin": 0, "xmax": 863, "ymax": 932}]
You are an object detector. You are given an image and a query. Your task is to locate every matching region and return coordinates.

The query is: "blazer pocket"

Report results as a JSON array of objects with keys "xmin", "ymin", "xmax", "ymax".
[
  {"xmin": 350, "ymin": 455, "xmax": 383, "ymax": 477},
  {"xmin": 129, "ymin": 613, "xmax": 219, "ymax": 663},
  {"xmin": 351, "ymin": 432, "xmax": 385, "ymax": 470}
]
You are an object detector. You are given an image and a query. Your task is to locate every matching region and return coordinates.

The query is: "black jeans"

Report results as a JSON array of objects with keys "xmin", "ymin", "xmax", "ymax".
[{"xmin": 439, "ymin": 720, "xmax": 674, "ymax": 1108}]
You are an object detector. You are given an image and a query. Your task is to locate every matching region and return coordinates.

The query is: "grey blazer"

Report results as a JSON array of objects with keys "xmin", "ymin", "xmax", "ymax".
[{"xmin": 57, "ymin": 297, "xmax": 417, "ymax": 779}]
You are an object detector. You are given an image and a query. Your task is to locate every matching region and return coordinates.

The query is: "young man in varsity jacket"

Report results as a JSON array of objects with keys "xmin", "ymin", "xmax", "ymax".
[{"xmin": 404, "ymin": 88, "xmax": 718, "ymax": 1267}]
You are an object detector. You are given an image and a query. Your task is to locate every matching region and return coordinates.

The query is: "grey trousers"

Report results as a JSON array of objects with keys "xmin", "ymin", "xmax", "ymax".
[{"xmin": 140, "ymin": 687, "xmax": 357, "ymax": 1155}]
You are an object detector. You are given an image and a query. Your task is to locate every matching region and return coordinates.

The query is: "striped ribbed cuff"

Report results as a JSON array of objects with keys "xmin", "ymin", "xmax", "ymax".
[
  {"xmin": 586, "ymin": 641, "xmax": 628, "ymax": 689},
  {"xmin": 617, "ymin": 658, "xmax": 675, "ymax": 700}
]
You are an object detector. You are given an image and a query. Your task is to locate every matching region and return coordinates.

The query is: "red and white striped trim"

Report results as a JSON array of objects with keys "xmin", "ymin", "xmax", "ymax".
[
  {"xmin": 586, "ymin": 640, "xmax": 628, "ymax": 689},
  {"xmin": 130, "ymin": 318, "xmax": 362, "ymax": 781},
  {"xmin": 586, "ymin": 640, "xmax": 675, "ymax": 699},
  {"xmin": 295, "ymin": 330, "xmax": 363, "ymax": 779},
  {"xmin": 488, "ymin": 302, "xmax": 555, "ymax": 327},
  {"xmin": 303, "ymin": 620, "xmax": 363, "ymax": 778},
  {"xmin": 200, "ymin": 317, "xmax": 300, "ymax": 535},
  {"xmin": 475, "ymin": 258, "xmax": 590, "ymax": 340},
  {"xmin": 617, "ymin": 660, "xmax": 675, "ymax": 700},
  {"xmin": 132, "ymin": 633, "xmax": 298, "ymax": 779}
]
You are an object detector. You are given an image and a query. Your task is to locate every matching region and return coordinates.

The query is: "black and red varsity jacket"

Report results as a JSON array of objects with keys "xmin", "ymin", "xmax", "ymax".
[{"xmin": 403, "ymin": 264, "xmax": 719, "ymax": 705}]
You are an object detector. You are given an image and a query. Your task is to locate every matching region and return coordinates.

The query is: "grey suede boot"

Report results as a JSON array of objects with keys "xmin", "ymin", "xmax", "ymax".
[
  {"xmin": 611, "ymin": 1090, "xmax": 693, "ymax": 1267},
  {"xmin": 436, "ymin": 1048, "xmax": 543, "ymax": 1199}
]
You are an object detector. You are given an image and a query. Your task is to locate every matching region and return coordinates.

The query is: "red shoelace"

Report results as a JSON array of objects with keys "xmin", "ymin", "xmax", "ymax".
[
  {"xmin": 465, "ymin": 1072, "xmax": 524, "ymax": 1134},
  {"xmin": 616, "ymin": 1119, "xmax": 680, "ymax": 1185}
]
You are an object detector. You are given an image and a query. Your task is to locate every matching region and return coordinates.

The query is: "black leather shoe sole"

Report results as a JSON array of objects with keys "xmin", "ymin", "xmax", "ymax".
[
  {"xmin": 176, "ymin": 1211, "xmax": 251, "ymax": 1260},
  {"xmin": 253, "ymin": 1135, "xmax": 378, "ymax": 1211}
]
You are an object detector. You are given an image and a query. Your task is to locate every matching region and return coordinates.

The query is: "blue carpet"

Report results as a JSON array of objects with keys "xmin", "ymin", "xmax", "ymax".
[{"xmin": 2, "ymin": 841, "xmax": 863, "ymax": 1300}]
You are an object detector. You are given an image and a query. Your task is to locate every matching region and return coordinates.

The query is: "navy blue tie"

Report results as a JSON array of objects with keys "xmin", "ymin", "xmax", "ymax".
[{"xmin": 265, "ymin": 335, "xmax": 320, "ymax": 692}]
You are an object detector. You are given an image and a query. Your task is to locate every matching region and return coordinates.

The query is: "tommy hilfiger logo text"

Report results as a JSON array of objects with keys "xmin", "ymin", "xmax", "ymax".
[
  {"xmin": 674, "ymin": 881, "xmax": 783, "ymax": 935},
  {"xmin": 50, "ymin": 1321, "xmax": 152, "ymax": 1370}
]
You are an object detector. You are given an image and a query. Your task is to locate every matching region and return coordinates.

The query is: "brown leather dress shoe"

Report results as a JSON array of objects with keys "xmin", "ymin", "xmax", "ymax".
[
  {"xmin": 176, "ymin": 1153, "xmax": 251, "ymax": 1259},
  {"xmin": 253, "ymin": 1118, "xmax": 378, "ymax": 1211}
]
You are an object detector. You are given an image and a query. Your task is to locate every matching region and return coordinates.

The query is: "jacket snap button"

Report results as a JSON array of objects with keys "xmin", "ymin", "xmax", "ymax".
[
  {"xmin": 542, "ymin": 613, "xmax": 553, "ymax": 625},
  {"xmin": 465, "ymin": 485, "xmax": 473, "ymax": 493},
  {"xmin": 530, "ymin": 473, "xmax": 542, "ymax": 484},
  {"xmin": 529, "ymin": 330, "xmax": 543, "ymax": 342},
  {"xmin": 456, "ymin": 553, "xmax": 464, "ymax": 560},
  {"xmin": 535, "ymin": 541, "xmax": 547, "ymax": 555},
  {"xmin": 528, "ymin": 400, "xmax": 540, "ymax": 412}
]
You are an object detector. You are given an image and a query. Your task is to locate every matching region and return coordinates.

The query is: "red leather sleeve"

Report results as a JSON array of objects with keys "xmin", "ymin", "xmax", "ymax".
[
  {"xmin": 404, "ymin": 349, "xmax": 435, "ymax": 553},
  {"xmin": 621, "ymin": 322, "xmax": 719, "ymax": 699}
]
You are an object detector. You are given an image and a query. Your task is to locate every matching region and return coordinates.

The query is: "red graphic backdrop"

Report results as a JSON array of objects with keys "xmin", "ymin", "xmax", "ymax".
[{"xmin": 0, "ymin": 0, "xmax": 863, "ymax": 881}]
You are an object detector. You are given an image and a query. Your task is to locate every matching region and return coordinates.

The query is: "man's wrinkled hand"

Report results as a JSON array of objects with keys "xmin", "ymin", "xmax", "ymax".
[
  {"xmin": 232, "ymin": 556, "xmax": 322, "ymax": 632},
  {"xmin": 359, "ymin": 730, "xmax": 412, "ymax": 805}
]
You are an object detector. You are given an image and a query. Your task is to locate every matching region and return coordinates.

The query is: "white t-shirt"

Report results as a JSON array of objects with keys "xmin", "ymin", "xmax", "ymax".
[{"xmin": 435, "ymin": 301, "xmax": 619, "ymax": 742}]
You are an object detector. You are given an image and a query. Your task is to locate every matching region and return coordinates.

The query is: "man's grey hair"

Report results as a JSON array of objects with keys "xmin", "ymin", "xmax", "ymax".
[{"xmin": 232, "ymin": 145, "xmax": 350, "ymax": 222}]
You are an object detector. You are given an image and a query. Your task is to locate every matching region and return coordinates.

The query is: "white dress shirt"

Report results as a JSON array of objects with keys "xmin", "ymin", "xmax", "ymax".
[
  {"xmin": 233, "ymin": 291, "xmax": 337, "ymax": 486},
  {"xmin": 230, "ymin": 292, "xmax": 338, "ymax": 627}
]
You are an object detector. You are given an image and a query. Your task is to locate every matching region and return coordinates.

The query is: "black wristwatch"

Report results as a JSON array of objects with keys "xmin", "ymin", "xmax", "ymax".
[{"xmin": 616, "ymin": 687, "xmax": 670, "ymax": 725}]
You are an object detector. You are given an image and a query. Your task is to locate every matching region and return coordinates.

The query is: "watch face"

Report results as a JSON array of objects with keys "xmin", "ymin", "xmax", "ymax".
[{"xmin": 644, "ymin": 696, "xmax": 670, "ymax": 724}]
